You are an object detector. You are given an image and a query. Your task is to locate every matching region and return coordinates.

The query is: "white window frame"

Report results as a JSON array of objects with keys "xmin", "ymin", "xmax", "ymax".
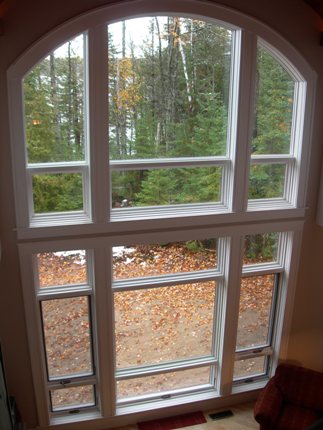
[
  {"xmin": 7, "ymin": 0, "xmax": 315, "ymax": 427},
  {"xmin": 7, "ymin": 1, "xmax": 315, "ymax": 240},
  {"xmin": 18, "ymin": 221, "xmax": 303, "ymax": 425}
]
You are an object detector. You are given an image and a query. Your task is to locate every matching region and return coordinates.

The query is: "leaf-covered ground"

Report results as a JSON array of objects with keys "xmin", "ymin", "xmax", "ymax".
[{"xmin": 38, "ymin": 244, "xmax": 273, "ymax": 407}]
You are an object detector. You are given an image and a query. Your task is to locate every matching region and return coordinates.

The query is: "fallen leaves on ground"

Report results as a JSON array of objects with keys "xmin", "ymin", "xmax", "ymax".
[{"xmin": 37, "ymin": 244, "xmax": 273, "ymax": 406}]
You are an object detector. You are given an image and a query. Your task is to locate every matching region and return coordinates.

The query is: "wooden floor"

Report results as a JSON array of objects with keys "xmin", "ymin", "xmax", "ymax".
[{"xmin": 110, "ymin": 403, "xmax": 259, "ymax": 430}]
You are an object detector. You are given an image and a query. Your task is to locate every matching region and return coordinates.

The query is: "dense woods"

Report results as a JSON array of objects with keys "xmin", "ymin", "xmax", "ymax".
[{"xmin": 24, "ymin": 17, "xmax": 294, "ymax": 212}]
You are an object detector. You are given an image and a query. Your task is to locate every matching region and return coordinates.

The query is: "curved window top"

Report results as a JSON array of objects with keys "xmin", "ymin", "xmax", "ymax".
[{"xmin": 7, "ymin": 1, "xmax": 315, "ymax": 238}]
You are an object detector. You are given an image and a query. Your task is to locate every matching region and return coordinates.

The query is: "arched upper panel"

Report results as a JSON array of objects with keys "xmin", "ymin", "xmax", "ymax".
[
  {"xmin": 7, "ymin": 0, "xmax": 316, "ymax": 239},
  {"xmin": 8, "ymin": 0, "xmax": 315, "ymax": 80}
]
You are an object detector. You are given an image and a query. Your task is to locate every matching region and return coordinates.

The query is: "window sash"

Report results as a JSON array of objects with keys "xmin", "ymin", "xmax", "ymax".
[{"xmin": 26, "ymin": 165, "xmax": 91, "ymax": 225}]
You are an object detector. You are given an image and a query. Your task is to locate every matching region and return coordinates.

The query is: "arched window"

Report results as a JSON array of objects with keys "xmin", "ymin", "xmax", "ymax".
[{"xmin": 8, "ymin": 1, "xmax": 315, "ymax": 426}]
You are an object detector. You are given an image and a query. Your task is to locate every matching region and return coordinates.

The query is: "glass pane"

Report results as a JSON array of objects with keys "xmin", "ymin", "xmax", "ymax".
[
  {"xmin": 113, "ymin": 240, "xmax": 217, "ymax": 280},
  {"xmin": 117, "ymin": 366, "xmax": 211, "ymax": 399},
  {"xmin": 112, "ymin": 167, "xmax": 222, "ymax": 208},
  {"xmin": 244, "ymin": 233, "xmax": 279, "ymax": 265},
  {"xmin": 249, "ymin": 164, "xmax": 286, "ymax": 199},
  {"xmin": 252, "ymin": 46, "xmax": 294, "ymax": 155},
  {"xmin": 234, "ymin": 357, "xmax": 267, "ymax": 379},
  {"xmin": 50, "ymin": 385, "xmax": 95, "ymax": 411},
  {"xmin": 41, "ymin": 297, "xmax": 93, "ymax": 379},
  {"xmin": 36, "ymin": 250, "xmax": 87, "ymax": 288},
  {"xmin": 24, "ymin": 35, "xmax": 85, "ymax": 163},
  {"xmin": 108, "ymin": 17, "xmax": 232, "ymax": 160},
  {"xmin": 32, "ymin": 173, "xmax": 83, "ymax": 214},
  {"xmin": 114, "ymin": 282, "xmax": 216, "ymax": 368},
  {"xmin": 236, "ymin": 274, "xmax": 276, "ymax": 350}
]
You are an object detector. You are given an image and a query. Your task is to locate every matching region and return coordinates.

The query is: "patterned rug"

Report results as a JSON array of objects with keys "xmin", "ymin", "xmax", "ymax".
[{"xmin": 137, "ymin": 411, "xmax": 206, "ymax": 430}]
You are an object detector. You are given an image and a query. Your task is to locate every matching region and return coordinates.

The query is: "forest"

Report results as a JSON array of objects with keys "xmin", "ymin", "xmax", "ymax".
[{"xmin": 23, "ymin": 16, "xmax": 294, "ymax": 213}]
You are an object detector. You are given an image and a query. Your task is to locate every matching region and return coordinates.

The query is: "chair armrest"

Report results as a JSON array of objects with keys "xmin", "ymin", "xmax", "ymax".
[{"xmin": 254, "ymin": 378, "xmax": 284, "ymax": 428}]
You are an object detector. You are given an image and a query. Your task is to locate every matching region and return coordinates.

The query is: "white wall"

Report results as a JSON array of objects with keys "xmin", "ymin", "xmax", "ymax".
[{"xmin": 1, "ymin": 0, "xmax": 323, "ymax": 427}]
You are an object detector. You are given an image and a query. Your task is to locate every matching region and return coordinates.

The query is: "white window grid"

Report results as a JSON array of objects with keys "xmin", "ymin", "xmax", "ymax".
[{"xmin": 7, "ymin": 16, "xmax": 312, "ymax": 237}]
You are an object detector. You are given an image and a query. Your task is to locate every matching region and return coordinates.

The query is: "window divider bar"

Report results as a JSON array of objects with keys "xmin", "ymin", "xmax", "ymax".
[
  {"xmin": 112, "ymin": 269, "xmax": 222, "ymax": 292},
  {"xmin": 27, "ymin": 162, "xmax": 88, "ymax": 172},
  {"xmin": 88, "ymin": 25, "xmax": 110, "ymax": 224},
  {"xmin": 116, "ymin": 356, "xmax": 217, "ymax": 380},
  {"xmin": 235, "ymin": 346, "xmax": 273, "ymax": 361},
  {"xmin": 241, "ymin": 262, "xmax": 283, "ymax": 277},
  {"xmin": 231, "ymin": 30, "xmax": 257, "ymax": 213},
  {"xmin": 36, "ymin": 285, "xmax": 93, "ymax": 300},
  {"xmin": 48, "ymin": 375, "xmax": 97, "ymax": 390},
  {"xmin": 110, "ymin": 157, "xmax": 229, "ymax": 171},
  {"xmin": 250, "ymin": 155, "xmax": 294, "ymax": 164}
]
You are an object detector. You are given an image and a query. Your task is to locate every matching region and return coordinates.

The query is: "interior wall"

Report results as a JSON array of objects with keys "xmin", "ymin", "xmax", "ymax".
[{"xmin": 1, "ymin": 0, "xmax": 323, "ymax": 428}]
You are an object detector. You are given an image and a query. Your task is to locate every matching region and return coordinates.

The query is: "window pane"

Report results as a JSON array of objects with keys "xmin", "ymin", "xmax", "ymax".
[
  {"xmin": 236, "ymin": 274, "xmax": 276, "ymax": 350},
  {"xmin": 117, "ymin": 367, "xmax": 211, "ymax": 399},
  {"xmin": 249, "ymin": 164, "xmax": 286, "ymax": 199},
  {"xmin": 108, "ymin": 17, "xmax": 232, "ymax": 160},
  {"xmin": 114, "ymin": 282, "xmax": 216, "ymax": 368},
  {"xmin": 41, "ymin": 297, "xmax": 93, "ymax": 379},
  {"xmin": 113, "ymin": 240, "xmax": 217, "ymax": 280},
  {"xmin": 24, "ymin": 35, "xmax": 85, "ymax": 163},
  {"xmin": 244, "ymin": 233, "xmax": 279, "ymax": 265},
  {"xmin": 252, "ymin": 46, "xmax": 294, "ymax": 155},
  {"xmin": 32, "ymin": 173, "xmax": 83, "ymax": 214},
  {"xmin": 233, "ymin": 356, "xmax": 267, "ymax": 379},
  {"xmin": 50, "ymin": 385, "xmax": 95, "ymax": 411},
  {"xmin": 112, "ymin": 167, "xmax": 222, "ymax": 208},
  {"xmin": 36, "ymin": 250, "xmax": 87, "ymax": 288}
]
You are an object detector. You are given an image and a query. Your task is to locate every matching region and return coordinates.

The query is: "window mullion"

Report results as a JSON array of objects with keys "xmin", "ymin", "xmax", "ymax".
[
  {"xmin": 231, "ymin": 30, "xmax": 258, "ymax": 213},
  {"xmin": 217, "ymin": 235, "xmax": 244, "ymax": 396},
  {"xmin": 271, "ymin": 230, "xmax": 301, "ymax": 371},
  {"xmin": 88, "ymin": 25, "xmax": 110, "ymax": 224},
  {"xmin": 92, "ymin": 245, "xmax": 115, "ymax": 416}
]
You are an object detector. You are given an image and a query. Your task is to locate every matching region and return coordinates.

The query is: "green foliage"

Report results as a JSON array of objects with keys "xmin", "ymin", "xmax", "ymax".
[
  {"xmin": 244, "ymin": 233, "xmax": 279, "ymax": 262},
  {"xmin": 33, "ymin": 174, "xmax": 83, "ymax": 213},
  {"xmin": 134, "ymin": 170, "xmax": 176, "ymax": 206},
  {"xmin": 185, "ymin": 240, "xmax": 204, "ymax": 252},
  {"xmin": 252, "ymin": 47, "xmax": 294, "ymax": 155},
  {"xmin": 249, "ymin": 164, "xmax": 285, "ymax": 199}
]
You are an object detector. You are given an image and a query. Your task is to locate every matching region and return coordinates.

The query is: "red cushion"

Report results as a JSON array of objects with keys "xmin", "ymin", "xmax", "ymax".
[
  {"xmin": 275, "ymin": 364, "xmax": 323, "ymax": 411},
  {"xmin": 254, "ymin": 378, "xmax": 283, "ymax": 427},
  {"xmin": 276, "ymin": 404, "xmax": 320, "ymax": 430}
]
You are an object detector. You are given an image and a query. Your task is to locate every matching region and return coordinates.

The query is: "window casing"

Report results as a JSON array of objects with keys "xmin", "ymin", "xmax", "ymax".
[{"xmin": 8, "ymin": 0, "xmax": 315, "ymax": 427}]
